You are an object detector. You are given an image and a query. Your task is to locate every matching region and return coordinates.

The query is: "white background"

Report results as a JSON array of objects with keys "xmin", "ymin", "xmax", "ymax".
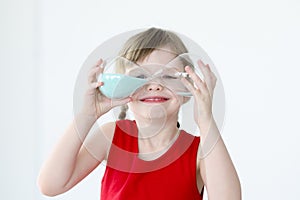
[{"xmin": 1, "ymin": 0, "xmax": 300, "ymax": 199}]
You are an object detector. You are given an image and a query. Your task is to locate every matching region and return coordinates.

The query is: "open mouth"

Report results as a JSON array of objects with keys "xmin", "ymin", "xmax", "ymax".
[{"xmin": 140, "ymin": 96, "xmax": 170, "ymax": 103}]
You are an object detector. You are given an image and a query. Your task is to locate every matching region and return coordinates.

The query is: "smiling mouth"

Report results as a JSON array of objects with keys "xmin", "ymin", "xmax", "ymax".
[{"xmin": 140, "ymin": 96, "xmax": 170, "ymax": 103}]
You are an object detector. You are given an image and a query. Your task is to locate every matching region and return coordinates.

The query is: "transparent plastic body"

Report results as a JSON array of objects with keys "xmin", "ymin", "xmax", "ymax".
[{"xmin": 98, "ymin": 53, "xmax": 205, "ymax": 99}]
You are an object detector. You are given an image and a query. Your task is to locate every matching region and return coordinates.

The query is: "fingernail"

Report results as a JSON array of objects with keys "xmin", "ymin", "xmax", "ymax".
[{"xmin": 101, "ymin": 60, "xmax": 106, "ymax": 68}]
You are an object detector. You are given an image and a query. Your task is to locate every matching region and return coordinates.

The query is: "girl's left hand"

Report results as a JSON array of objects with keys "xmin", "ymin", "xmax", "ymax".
[{"xmin": 181, "ymin": 60, "xmax": 217, "ymax": 131}]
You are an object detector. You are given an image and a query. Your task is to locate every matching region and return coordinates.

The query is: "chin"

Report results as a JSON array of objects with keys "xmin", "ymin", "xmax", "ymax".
[{"xmin": 128, "ymin": 102, "xmax": 180, "ymax": 121}]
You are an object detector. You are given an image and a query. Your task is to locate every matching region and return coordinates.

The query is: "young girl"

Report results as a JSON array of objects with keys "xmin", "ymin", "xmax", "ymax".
[{"xmin": 38, "ymin": 28, "xmax": 241, "ymax": 200}]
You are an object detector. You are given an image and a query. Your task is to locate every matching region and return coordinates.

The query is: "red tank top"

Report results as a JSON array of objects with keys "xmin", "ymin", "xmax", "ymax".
[{"xmin": 101, "ymin": 120, "xmax": 204, "ymax": 200}]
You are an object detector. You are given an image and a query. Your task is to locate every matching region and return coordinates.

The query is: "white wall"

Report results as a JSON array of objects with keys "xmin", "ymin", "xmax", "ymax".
[
  {"xmin": 1, "ymin": 0, "xmax": 300, "ymax": 199},
  {"xmin": 0, "ymin": 0, "xmax": 37, "ymax": 199}
]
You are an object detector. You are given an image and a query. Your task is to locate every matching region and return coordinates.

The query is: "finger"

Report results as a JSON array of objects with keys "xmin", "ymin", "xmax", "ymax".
[
  {"xmin": 88, "ymin": 67, "xmax": 100, "ymax": 84},
  {"xmin": 93, "ymin": 58, "xmax": 103, "ymax": 68},
  {"xmin": 197, "ymin": 60, "xmax": 211, "ymax": 82},
  {"xmin": 197, "ymin": 61, "xmax": 216, "ymax": 95},
  {"xmin": 86, "ymin": 82, "xmax": 103, "ymax": 96},
  {"xmin": 90, "ymin": 81, "xmax": 104, "ymax": 89},
  {"xmin": 207, "ymin": 64, "xmax": 217, "ymax": 85},
  {"xmin": 180, "ymin": 76, "xmax": 200, "ymax": 97},
  {"xmin": 185, "ymin": 66, "xmax": 208, "ymax": 95},
  {"xmin": 88, "ymin": 59, "xmax": 104, "ymax": 83},
  {"xmin": 96, "ymin": 59, "xmax": 105, "ymax": 75}
]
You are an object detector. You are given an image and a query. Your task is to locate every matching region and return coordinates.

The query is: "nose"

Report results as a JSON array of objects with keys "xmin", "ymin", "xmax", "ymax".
[{"xmin": 145, "ymin": 82, "xmax": 163, "ymax": 92}]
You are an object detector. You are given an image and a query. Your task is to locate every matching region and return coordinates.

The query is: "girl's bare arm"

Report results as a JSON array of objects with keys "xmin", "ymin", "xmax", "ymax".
[
  {"xmin": 37, "ymin": 59, "xmax": 130, "ymax": 196},
  {"xmin": 182, "ymin": 62, "xmax": 241, "ymax": 199},
  {"xmin": 37, "ymin": 115, "xmax": 114, "ymax": 196},
  {"xmin": 198, "ymin": 118, "xmax": 241, "ymax": 200}
]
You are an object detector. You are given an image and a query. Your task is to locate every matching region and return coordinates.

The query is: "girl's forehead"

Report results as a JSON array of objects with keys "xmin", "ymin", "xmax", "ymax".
[
  {"xmin": 137, "ymin": 49, "xmax": 178, "ymax": 66},
  {"xmin": 123, "ymin": 48, "xmax": 186, "ymax": 73},
  {"xmin": 125, "ymin": 61, "xmax": 184, "ymax": 75}
]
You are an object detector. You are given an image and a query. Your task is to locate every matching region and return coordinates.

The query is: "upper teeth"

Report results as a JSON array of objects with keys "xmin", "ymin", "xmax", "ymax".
[{"xmin": 144, "ymin": 97, "xmax": 165, "ymax": 100}]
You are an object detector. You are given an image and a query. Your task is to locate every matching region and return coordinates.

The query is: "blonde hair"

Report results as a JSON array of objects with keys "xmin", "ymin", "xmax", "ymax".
[{"xmin": 117, "ymin": 27, "xmax": 191, "ymax": 120}]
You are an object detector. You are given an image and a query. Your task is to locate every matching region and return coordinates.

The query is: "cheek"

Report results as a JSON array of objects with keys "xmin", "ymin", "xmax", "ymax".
[
  {"xmin": 127, "ymin": 102, "xmax": 135, "ymax": 111},
  {"xmin": 127, "ymin": 101, "xmax": 144, "ymax": 113},
  {"xmin": 130, "ymin": 87, "xmax": 145, "ymax": 100},
  {"xmin": 172, "ymin": 94, "xmax": 187, "ymax": 106}
]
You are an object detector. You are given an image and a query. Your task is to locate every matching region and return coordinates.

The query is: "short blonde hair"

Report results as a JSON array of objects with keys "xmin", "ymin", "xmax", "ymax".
[{"xmin": 116, "ymin": 27, "xmax": 192, "ymax": 73}]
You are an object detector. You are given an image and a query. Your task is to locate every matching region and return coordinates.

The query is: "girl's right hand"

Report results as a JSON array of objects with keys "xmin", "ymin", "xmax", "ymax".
[{"xmin": 81, "ymin": 58, "xmax": 131, "ymax": 120}]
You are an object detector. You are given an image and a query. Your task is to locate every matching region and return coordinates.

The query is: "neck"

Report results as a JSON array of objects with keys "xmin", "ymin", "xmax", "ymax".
[
  {"xmin": 136, "ymin": 117, "xmax": 180, "ymax": 161},
  {"xmin": 136, "ymin": 116, "xmax": 179, "ymax": 145}
]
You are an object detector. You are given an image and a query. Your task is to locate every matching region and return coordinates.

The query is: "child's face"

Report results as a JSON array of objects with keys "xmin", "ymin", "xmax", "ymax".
[{"xmin": 127, "ymin": 47, "xmax": 188, "ymax": 120}]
